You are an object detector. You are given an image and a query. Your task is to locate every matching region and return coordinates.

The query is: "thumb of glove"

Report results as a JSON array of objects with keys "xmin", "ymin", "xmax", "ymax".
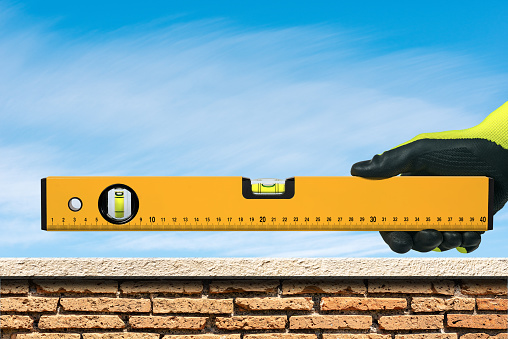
[{"xmin": 351, "ymin": 144, "xmax": 418, "ymax": 177}]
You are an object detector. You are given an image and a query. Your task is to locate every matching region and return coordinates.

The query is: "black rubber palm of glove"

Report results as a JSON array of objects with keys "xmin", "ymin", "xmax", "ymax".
[{"xmin": 350, "ymin": 102, "xmax": 508, "ymax": 254}]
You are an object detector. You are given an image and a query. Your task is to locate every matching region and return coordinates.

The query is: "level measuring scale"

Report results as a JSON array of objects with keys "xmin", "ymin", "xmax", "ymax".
[{"xmin": 41, "ymin": 176, "xmax": 493, "ymax": 232}]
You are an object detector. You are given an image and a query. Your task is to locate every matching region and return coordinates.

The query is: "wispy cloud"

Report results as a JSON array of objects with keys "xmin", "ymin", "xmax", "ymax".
[
  {"xmin": 67, "ymin": 231, "xmax": 387, "ymax": 257},
  {"xmin": 0, "ymin": 4, "xmax": 506, "ymax": 257}
]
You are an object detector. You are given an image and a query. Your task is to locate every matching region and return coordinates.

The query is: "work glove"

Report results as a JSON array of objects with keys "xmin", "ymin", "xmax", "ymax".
[{"xmin": 351, "ymin": 101, "xmax": 508, "ymax": 254}]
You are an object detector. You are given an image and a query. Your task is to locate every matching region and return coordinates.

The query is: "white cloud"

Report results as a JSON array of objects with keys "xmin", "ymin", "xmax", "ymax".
[
  {"xmin": 69, "ymin": 231, "xmax": 389, "ymax": 257},
  {"xmin": 0, "ymin": 144, "xmax": 61, "ymax": 216}
]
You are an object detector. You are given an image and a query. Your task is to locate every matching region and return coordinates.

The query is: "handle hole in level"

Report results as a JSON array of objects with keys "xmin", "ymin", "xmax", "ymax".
[{"xmin": 68, "ymin": 197, "xmax": 82, "ymax": 212}]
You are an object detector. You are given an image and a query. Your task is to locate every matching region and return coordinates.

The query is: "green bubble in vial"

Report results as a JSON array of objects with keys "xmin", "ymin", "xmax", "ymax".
[{"xmin": 115, "ymin": 190, "xmax": 124, "ymax": 218}]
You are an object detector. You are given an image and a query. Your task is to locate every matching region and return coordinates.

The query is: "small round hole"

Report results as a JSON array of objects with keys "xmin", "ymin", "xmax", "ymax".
[{"xmin": 68, "ymin": 197, "xmax": 82, "ymax": 212}]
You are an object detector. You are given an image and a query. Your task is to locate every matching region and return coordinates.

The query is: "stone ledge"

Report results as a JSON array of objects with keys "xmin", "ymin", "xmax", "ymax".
[{"xmin": 0, "ymin": 258, "xmax": 507, "ymax": 278}]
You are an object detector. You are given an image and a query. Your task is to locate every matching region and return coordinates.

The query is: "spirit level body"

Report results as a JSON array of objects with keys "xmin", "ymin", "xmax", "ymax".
[{"xmin": 41, "ymin": 176, "xmax": 493, "ymax": 231}]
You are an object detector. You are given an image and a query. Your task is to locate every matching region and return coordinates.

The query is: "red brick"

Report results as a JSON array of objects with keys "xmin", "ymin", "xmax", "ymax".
[
  {"xmin": 34, "ymin": 280, "xmax": 117, "ymax": 294},
  {"xmin": 411, "ymin": 297, "xmax": 474, "ymax": 312},
  {"xmin": 153, "ymin": 297, "xmax": 233, "ymax": 313},
  {"xmin": 0, "ymin": 315, "xmax": 33, "ymax": 330},
  {"xmin": 378, "ymin": 315, "xmax": 443, "ymax": 330},
  {"xmin": 247, "ymin": 335, "xmax": 316, "ymax": 339},
  {"xmin": 215, "ymin": 316, "xmax": 286, "ymax": 330},
  {"xmin": 83, "ymin": 334, "xmax": 159, "ymax": 339},
  {"xmin": 369, "ymin": 280, "xmax": 454, "ymax": 295},
  {"xmin": 0, "ymin": 297, "xmax": 59, "ymax": 312},
  {"xmin": 0, "ymin": 280, "xmax": 29, "ymax": 294},
  {"xmin": 129, "ymin": 316, "xmax": 207, "ymax": 329},
  {"xmin": 461, "ymin": 280, "xmax": 507, "ymax": 295},
  {"xmin": 476, "ymin": 298, "xmax": 508, "ymax": 311},
  {"xmin": 60, "ymin": 297, "xmax": 150, "ymax": 312},
  {"xmin": 324, "ymin": 335, "xmax": 391, "ymax": 339},
  {"xmin": 289, "ymin": 315, "xmax": 372, "ymax": 330},
  {"xmin": 236, "ymin": 297, "xmax": 314, "ymax": 311},
  {"xmin": 163, "ymin": 336, "xmax": 240, "ymax": 339},
  {"xmin": 14, "ymin": 334, "xmax": 81, "ymax": 339},
  {"xmin": 395, "ymin": 335, "xmax": 457, "ymax": 339},
  {"xmin": 460, "ymin": 334, "xmax": 508, "ymax": 339},
  {"xmin": 38, "ymin": 315, "xmax": 125, "ymax": 329},
  {"xmin": 447, "ymin": 314, "xmax": 508, "ymax": 330},
  {"xmin": 282, "ymin": 280, "xmax": 366, "ymax": 295},
  {"xmin": 209, "ymin": 281, "xmax": 278, "ymax": 294},
  {"xmin": 120, "ymin": 281, "xmax": 202, "ymax": 294},
  {"xmin": 321, "ymin": 297, "xmax": 406, "ymax": 311}
]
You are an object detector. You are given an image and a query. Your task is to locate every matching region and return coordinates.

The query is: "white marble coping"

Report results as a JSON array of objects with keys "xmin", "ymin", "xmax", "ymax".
[{"xmin": 0, "ymin": 258, "xmax": 507, "ymax": 279}]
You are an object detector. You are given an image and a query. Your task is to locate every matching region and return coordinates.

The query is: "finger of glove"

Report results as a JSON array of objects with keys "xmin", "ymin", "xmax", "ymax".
[
  {"xmin": 461, "ymin": 231, "xmax": 481, "ymax": 247},
  {"xmin": 437, "ymin": 231, "xmax": 467, "ymax": 251},
  {"xmin": 440, "ymin": 231, "xmax": 462, "ymax": 250},
  {"xmin": 411, "ymin": 229, "xmax": 443, "ymax": 252},
  {"xmin": 379, "ymin": 231, "xmax": 413, "ymax": 254}
]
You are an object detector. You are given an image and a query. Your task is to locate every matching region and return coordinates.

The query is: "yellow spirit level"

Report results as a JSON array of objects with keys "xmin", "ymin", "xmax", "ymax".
[{"xmin": 41, "ymin": 176, "xmax": 493, "ymax": 232}]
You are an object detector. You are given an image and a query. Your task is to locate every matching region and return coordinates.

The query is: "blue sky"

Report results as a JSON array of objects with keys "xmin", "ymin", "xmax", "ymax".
[{"xmin": 1, "ymin": 1, "xmax": 508, "ymax": 257}]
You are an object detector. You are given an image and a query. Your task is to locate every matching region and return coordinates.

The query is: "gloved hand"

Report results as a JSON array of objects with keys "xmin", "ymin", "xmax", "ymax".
[{"xmin": 351, "ymin": 101, "xmax": 508, "ymax": 254}]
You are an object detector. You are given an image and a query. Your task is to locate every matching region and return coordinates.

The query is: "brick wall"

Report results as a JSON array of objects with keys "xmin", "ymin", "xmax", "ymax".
[{"xmin": 0, "ymin": 279, "xmax": 506, "ymax": 339}]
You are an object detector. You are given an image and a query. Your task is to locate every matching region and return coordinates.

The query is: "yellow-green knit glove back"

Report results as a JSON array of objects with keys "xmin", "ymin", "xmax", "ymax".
[{"xmin": 391, "ymin": 101, "xmax": 508, "ymax": 151}]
